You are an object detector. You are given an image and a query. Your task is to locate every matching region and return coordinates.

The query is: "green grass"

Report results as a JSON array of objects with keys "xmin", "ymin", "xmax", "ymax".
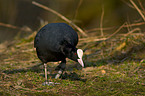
[{"xmin": 0, "ymin": 33, "xmax": 145, "ymax": 96}]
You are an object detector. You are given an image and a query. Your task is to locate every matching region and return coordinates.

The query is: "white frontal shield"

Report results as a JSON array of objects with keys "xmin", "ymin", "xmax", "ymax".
[{"xmin": 77, "ymin": 49, "xmax": 84, "ymax": 67}]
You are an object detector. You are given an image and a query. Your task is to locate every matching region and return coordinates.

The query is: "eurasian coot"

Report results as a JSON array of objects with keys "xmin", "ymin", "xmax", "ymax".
[{"xmin": 34, "ymin": 23, "xmax": 84, "ymax": 85}]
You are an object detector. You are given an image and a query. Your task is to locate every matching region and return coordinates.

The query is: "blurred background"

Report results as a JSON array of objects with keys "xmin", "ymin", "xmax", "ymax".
[{"xmin": 0, "ymin": 0, "xmax": 145, "ymax": 43}]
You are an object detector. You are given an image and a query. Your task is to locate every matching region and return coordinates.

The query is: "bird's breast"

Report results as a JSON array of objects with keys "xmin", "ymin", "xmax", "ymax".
[{"xmin": 36, "ymin": 48, "xmax": 65, "ymax": 63}]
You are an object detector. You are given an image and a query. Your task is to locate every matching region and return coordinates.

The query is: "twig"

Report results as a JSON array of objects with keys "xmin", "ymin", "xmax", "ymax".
[
  {"xmin": 100, "ymin": 6, "xmax": 104, "ymax": 36},
  {"xmin": 80, "ymin": 22, "xmax": 132, "ymax": 45},
  {"xmin": 73, "ymin": 0, "xmax": 83, "ymax": 21},
  {"xmin": 0, "ymin": 22, "xmax": 32, "ymax": 32},
  {"xmin": 107, "ymin": 23, "xmax": 126, "ymax": 39},
  {"xmin": 138, "ymin": 0, "xmax": 145, "ymax": 14},
  {"xmin": 130, "ymin": 0, "xmax": 145, "ymax": 21},
  {"xmin": 79, "ymin": 37, "xmax": 107, "ymax": 43},
  {"xmin": 32, "ymin": 1, "xmax": 87, "ymax": 37},
  {"xmin": 80, "ymin": 21, "xmax": 144, "ymax": 44},
  {"xmin": 86, "ymin": 22, "xmax": 145, "ymax": 33},
  {"xmin": 0, "ymin": 22, "xmax": 20, "ymax": 29},
  {"xmin": 126, "ymin": 16, "xmax": 132, "ymax": 32},
  {"xmin": 122, "ymin": 0, "xmax": 134, "ymax": 9},
  {"xmin": 86, "ymin": 27, "xmax": 114, "ymax": 32},
  {"xmin": 123, "ymin": 22, "xmax": 145, "ymax": 27},
  {"xmin": 124, "ymin": 28, "xmax": 141, "ymax": 36}
]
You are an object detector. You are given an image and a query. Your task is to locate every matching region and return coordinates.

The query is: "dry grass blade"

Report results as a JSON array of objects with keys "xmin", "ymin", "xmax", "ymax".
[
  {"xmin": 107, "ymin": 23, "xmax": 126, "ymax": 39},
  {"xmin": 73, "ymin": 0, "xmax": 83, "ymax": 21},
  {"xmin": 123, "ymin": 22, "xmax": 145, "ymax": 27},
  {"xmin": 130, "ymin": 0, "xmax": 145, "ymax": 21},
  {"xmin": 86, "ymin": 27, "xmax": 114, "ymax": 33},
  {"xmin": 125, "ymin": 28, "xmax": 141, "ymax": 36},
  {"xmin": 86, "ymin": 22, "xmax": 145, "ymax": 33},
  {"xmin": 100, "ymin": 6, "xmax": 104, "ymax": 36},
  {"xmin": 0, "ymin": 22, "xmax": 32, "ymax": 32},
  {"xmin": 32, "ymin": 1, "xmax": 87, "ymax": 37},
  {"xmin": 138, "ymin": 0, "xmax": 145, "ymax": 13},
  {"xmin": 122, "ymin": 0, "xmax": 134, "ymax": 9},
  {"xmin": 79, "ymin": 37, "xmax": 107, "ymax": 43},
  {"xmin": 0, "ymin": 22, "xmax": 19, "ymax": 29}
]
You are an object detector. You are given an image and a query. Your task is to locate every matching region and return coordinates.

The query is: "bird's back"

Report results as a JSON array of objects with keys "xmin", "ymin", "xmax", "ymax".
[{"xmin": 34, "ymin": 23, "xmax": 78, "ymax": 62}]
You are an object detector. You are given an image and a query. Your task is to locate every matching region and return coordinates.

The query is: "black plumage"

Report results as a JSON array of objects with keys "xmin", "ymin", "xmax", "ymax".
[
  {"xmin": 34, "ymin": 23, "xmax": 78, "ymax": 63},
  {"xmin": 34, "ymin": 23, "xmax": 84, "ymax": 85}
]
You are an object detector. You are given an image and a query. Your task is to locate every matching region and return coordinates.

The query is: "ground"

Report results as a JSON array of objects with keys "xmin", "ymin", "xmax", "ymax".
[{"xmin": 0, "ymin": 32, "xmax": 145, "ymax": 96}]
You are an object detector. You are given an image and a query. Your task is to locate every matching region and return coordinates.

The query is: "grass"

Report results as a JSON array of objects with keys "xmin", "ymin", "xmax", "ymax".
[
  {"xmin": 0, "ymin": 31, "xmax": 145, "ymax": 96},
  {"xmin": 1, "ymin": 0, "xmax": 145, "ymax": 95}
]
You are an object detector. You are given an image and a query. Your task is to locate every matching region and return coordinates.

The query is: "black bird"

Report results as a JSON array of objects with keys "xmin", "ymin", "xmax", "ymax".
[{"xmin": 34, "ymin": 23, "xmax": 84, "ymax": 85}]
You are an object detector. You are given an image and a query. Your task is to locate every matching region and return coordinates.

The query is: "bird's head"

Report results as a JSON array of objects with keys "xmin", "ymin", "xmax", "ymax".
[
  {"xmin": 60, "ymin": 40, "xmax": 84, "ymax": 67},
  {"xmin": 64, "ymin": 47, "xmax": 84, "ymax": 67}
]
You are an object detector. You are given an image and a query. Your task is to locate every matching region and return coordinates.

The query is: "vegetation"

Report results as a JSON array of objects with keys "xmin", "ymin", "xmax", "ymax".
[
  {"xmin": 0, "ymin": 29, "xmax": 145, "ymax": 95},
  {"xmin": 0, "ymin": 0, "xmax": 145, "ymax": 96}
]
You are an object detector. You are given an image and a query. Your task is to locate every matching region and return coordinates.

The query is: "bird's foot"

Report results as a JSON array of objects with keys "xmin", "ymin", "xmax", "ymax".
[
  {"xmin": 42, "ymin": 81, "xmax": 60, "ymax": 86},
  {"xmin": 55, "ymin": 69, "xmax": 63, "ymax": 79},
  {"xmin": 42, "ymin": 81, "xmax": 54, "ymax": 86}
]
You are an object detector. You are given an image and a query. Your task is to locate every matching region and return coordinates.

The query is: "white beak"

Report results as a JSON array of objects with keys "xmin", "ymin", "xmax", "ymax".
[{"xmin": 77, "ymin": 49, "xmax": 84, "ymax": 67}]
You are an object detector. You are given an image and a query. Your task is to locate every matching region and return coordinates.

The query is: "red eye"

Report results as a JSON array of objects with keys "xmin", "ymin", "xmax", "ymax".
[{"xmin": 75, "ymin": 53, "xmax": 77, "ymax": 55}]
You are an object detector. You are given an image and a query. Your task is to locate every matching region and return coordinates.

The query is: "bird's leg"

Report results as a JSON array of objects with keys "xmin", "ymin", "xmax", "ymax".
[
  {"xmin": 55, "ymin": 60, "xmax": 66, "ymax": 79},
  {"xmin": 44, "ymin": 63, "xmax": 48, "ymax": 83},
  {"xmin": 42, "ymin": 63, "xmax": 54, "ymax": 86},
  {"xmin": 42, "ymin": 63, "xmax": 48, "ymax": 85}
]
